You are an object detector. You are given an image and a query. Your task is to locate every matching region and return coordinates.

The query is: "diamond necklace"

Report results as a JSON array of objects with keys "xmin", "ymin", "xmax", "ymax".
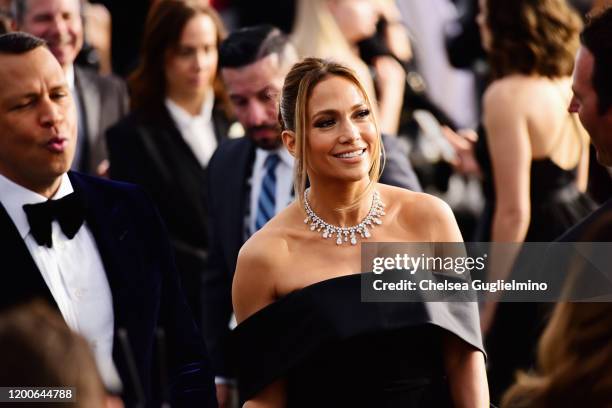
[{"xmin": 303, "ymin": 188, "xmax": 386, "ymax": 246}]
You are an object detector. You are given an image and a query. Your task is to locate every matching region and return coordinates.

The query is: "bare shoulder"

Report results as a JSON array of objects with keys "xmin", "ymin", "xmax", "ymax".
[
  {"xmin": 232, "ymin": 214, "xmax": 294, "ymax": 323},
  {"xmin": 483, "ymin": 75, "xmax": 551, "ymax": 111},
  {"xmin": 482, "ymin": 76, "xmax": 537, "ymax": 127},
  {"xmin": 377, "ymin": 184, "xmax": 460, "ymax": 241}
]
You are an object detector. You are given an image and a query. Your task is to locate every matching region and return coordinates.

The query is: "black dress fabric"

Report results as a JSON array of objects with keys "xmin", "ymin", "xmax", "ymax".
[
  {"xmin": 473, "ymin": 125, "xmax": 597, "ymax": 403},
  {"xmin": 473, "ymin": 125, "xmax": 596, "ymax": 242},
  {"xmin": 232, "ymin": 273, "xmax": 484, "ymax": 407}
]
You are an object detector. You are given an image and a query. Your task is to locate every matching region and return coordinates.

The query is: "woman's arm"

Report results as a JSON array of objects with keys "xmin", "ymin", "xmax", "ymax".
[
  {"xmin": 233, "ymin": 236, "xmax": 289, "ymax": 407},
  {"xmin": 232, "ymin": 234, "xmax": 283, "ymax": 324},
  {"xmin": 484, "ymin": 81, "xmax": 532, "ymax": 243},
  {"xmin": 479, "ymin": 80, "xmax": 533, "ymax": 331},
  {"xmin": 373, "ymin": 55, "xmax": 406, "ymax": 135},
  {"xmin": 243, "ymin": 380, "xmax": 287, "ymax": 408},
  {"xmin": 427, "ymin": 197, "xmax": 490, "ymax": 406},
  {"xmin": 444, "ymin": 334, "xmax": 489, "ymax": 408}
]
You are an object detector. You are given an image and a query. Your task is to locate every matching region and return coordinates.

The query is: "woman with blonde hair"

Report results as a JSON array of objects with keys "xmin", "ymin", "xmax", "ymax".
[
  {"xmin": 231, "ymin": 58, "xmax": 488, "ymax": 407},
  {"xmin": 501, "ymin": 302, "xmax": 612, "ymax": 408},
  {"xmin": 292, "ymin": 0, "xmax": 405, "ymax": 135}
]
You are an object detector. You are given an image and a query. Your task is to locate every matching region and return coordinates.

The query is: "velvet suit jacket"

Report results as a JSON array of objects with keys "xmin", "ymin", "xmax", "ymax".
[
  {"xmin": 0, "ymin": 172, "xmax": 217, "ymax": 408},
  {"xmin": 203, "ymin": 134, "xmax": 422, "ymax": 377}
]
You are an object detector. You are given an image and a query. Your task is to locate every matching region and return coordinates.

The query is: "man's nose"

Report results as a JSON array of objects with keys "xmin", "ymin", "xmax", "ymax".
[
  {"xmin": 246, "ymin": 102, "xmax": 267, "ymax": 126},
  {"xmin": 48, "ymin": 15, "xmax": 67, "ymax": 36},
  {"xmin": 39, "ymin": 97, "xmax": 64, "ymax": 128}
]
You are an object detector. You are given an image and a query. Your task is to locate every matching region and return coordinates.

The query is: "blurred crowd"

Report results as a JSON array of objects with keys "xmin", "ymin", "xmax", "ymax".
[{"xmin": 1, "ymin": 0, "xmax": 612, "ymax": 407}]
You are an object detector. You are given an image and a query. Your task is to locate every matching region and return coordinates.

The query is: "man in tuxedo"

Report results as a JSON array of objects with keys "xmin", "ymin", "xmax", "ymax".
[
  {"xmin": 12, "ymin": 0, "xmax": 128, "ymax": 175},
  {"xmin": 0, "ymin": 32, "xmax": 216, "ymax": 407},
  {"xmin": 205, "ymin": 25, "xmax": 422, "ymax": 405},
  {"xmin": 562, "ymin": 7, "xmax": 612, "ymax": 241}
]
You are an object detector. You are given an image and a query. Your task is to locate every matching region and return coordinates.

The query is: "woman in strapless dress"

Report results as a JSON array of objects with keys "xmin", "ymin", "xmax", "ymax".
[{"xmin": 231, "ymin": 57, "xmax": 489, "ymax": 407}]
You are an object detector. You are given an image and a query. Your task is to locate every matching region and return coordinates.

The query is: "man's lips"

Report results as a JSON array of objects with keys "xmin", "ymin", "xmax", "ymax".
[
  {"xmin": 249, "ymin": 127, "xmax": 278, "ymax": 138},
  {"xmin": 46, "ymin": 137, "xmax": 68, "ymax": 153}
]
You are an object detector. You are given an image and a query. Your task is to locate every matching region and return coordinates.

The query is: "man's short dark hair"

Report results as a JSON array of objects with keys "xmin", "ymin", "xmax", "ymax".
[
  {"xmin": 0, "ymin": 32, "xmax": 46, "ymax": 54},
  {"xmin": 581, "ymin": 7, "xmax": 612, "ymax": 114},
  {"xmin": 219, "ymin": 24, "xmax": 294, "ymax": 69}
]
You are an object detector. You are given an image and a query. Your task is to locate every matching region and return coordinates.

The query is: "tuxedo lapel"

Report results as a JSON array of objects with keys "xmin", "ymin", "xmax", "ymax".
[
  {"xmin": 69, "ymin": 173, "xmax": 132, "ymax": 322},
  {"xmin": 68, "ymin": 172, "xmax": 147, "ymax": 389},
  {"xmin": 0, "ymin": 203, "xmax": 57, "ymax": 310}
]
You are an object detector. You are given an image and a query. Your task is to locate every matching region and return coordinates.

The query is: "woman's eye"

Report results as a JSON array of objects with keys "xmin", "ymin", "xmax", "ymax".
[
  {"xmin": 314, "ymin": 118, "xmax": 335, "ymax": 128},
  {"xmin": 177, "ymin": 48, "xmax": 193, "ymax": 57},
  {"xmin": 356, "ymin": 109, "xmax": 370, "ymax": 118}
]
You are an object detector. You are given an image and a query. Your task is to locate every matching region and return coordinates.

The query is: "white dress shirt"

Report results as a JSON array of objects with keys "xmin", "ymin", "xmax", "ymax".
[
  {"xmin": 0, "ymin": 173, "xmax": 120, "ymax": 389},
  {"xmin": 249, "ymin": 147, "xmax": 295, "ymax": 235},
  {"xmin": 165, "ymin": 92, "xmax": 218, "ymax": 167}
]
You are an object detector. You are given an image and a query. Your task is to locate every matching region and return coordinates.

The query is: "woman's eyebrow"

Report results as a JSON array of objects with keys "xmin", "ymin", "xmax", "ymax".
[{"xmin": 312, "ymin": 103, "xmax": 365, "ymax": 117}]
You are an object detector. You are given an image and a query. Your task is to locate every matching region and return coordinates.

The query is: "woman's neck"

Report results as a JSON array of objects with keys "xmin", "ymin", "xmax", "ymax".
[
  {"xmin": 167, "ymin": 92, "xmax": 207, "ymax": 116},
  {"xmin": 305, "ymin": 178, "xmax": 374, "ymax": 227}
]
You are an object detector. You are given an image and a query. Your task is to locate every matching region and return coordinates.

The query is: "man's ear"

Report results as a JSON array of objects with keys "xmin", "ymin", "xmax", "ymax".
[{"xmin": 282, "ymin": 130, "xmax": 297, "ymax": 157}]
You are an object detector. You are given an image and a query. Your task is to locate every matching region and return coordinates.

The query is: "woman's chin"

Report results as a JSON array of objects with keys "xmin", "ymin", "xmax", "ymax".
[{"xmin": 332, "ymin": 170, "xmax": 371, "ymax": 184}]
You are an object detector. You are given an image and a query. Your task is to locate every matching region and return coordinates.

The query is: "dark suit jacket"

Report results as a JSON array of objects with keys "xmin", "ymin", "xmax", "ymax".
[
  {"xmin": 0, "ymin": 172, "xmax": 216, "ymax": 408},
  {"xmin": 105, "ymin": 104, "xmax": 230, "ymax": 323},
  {"xmin": 203, "ymin": 135, "xmax": 422, "ymax": 377},
  {"xmin": 557, "ymin": 198, "xmax": 612, "ymax": 242},
  {"xmin": 74, "ymin": 66, "xmax": 128, "ymax": 174}
]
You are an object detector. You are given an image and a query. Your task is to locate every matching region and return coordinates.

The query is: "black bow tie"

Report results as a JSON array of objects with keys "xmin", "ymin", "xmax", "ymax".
[{"xmin": 22, "ymin": 192, "xmax": 86, "ymax": 248}]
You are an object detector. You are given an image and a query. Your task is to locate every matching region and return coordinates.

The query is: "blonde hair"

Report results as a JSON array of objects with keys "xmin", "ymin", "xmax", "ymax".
[
  {"xmin": 0, "ymin": 301, "xmax": 108, "ymax": 407},
  {"xmin": 502, "ymin": 211, "xmax": 612, "ymax": 408},
  {"xmin": 279, "ymin": 57, "xmax": 383, "ymax": 209},
  {"xmin": 291, "ymin": 0, "xmax": 377, "ymax": 106},
  {"xmin": 501, "ymin": 302, "xmax": 612, "ymax": 408}
]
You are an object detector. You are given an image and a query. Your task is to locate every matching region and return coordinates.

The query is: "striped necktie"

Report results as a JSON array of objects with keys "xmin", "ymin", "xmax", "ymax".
[{"xmin": 255, "ymin": 153, "xmax": 280, "ymax": 232}]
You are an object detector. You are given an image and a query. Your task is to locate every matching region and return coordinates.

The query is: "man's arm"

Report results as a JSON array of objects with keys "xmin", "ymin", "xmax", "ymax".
[{"xmin": 138, "ymin": 188, "xmax": 218, "ymax": 408}]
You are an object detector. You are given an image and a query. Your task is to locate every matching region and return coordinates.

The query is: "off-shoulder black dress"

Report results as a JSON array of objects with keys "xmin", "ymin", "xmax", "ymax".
[{"xmin": 232, "ymin": 273, "xmax": 485, "ymax": 407}]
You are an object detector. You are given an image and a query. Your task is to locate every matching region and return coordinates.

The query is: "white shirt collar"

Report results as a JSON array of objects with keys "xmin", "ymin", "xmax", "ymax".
[
  {"xmin": 65, "ymin": 64, "xmax": 75, "ymax": 90},
  {"xmin": 165, "ymin": 90, "xmax": 215, "ymax": 127},
  {"xmin": 0, "ymin": 173, "xmax": 73, "ymax": 239}
]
